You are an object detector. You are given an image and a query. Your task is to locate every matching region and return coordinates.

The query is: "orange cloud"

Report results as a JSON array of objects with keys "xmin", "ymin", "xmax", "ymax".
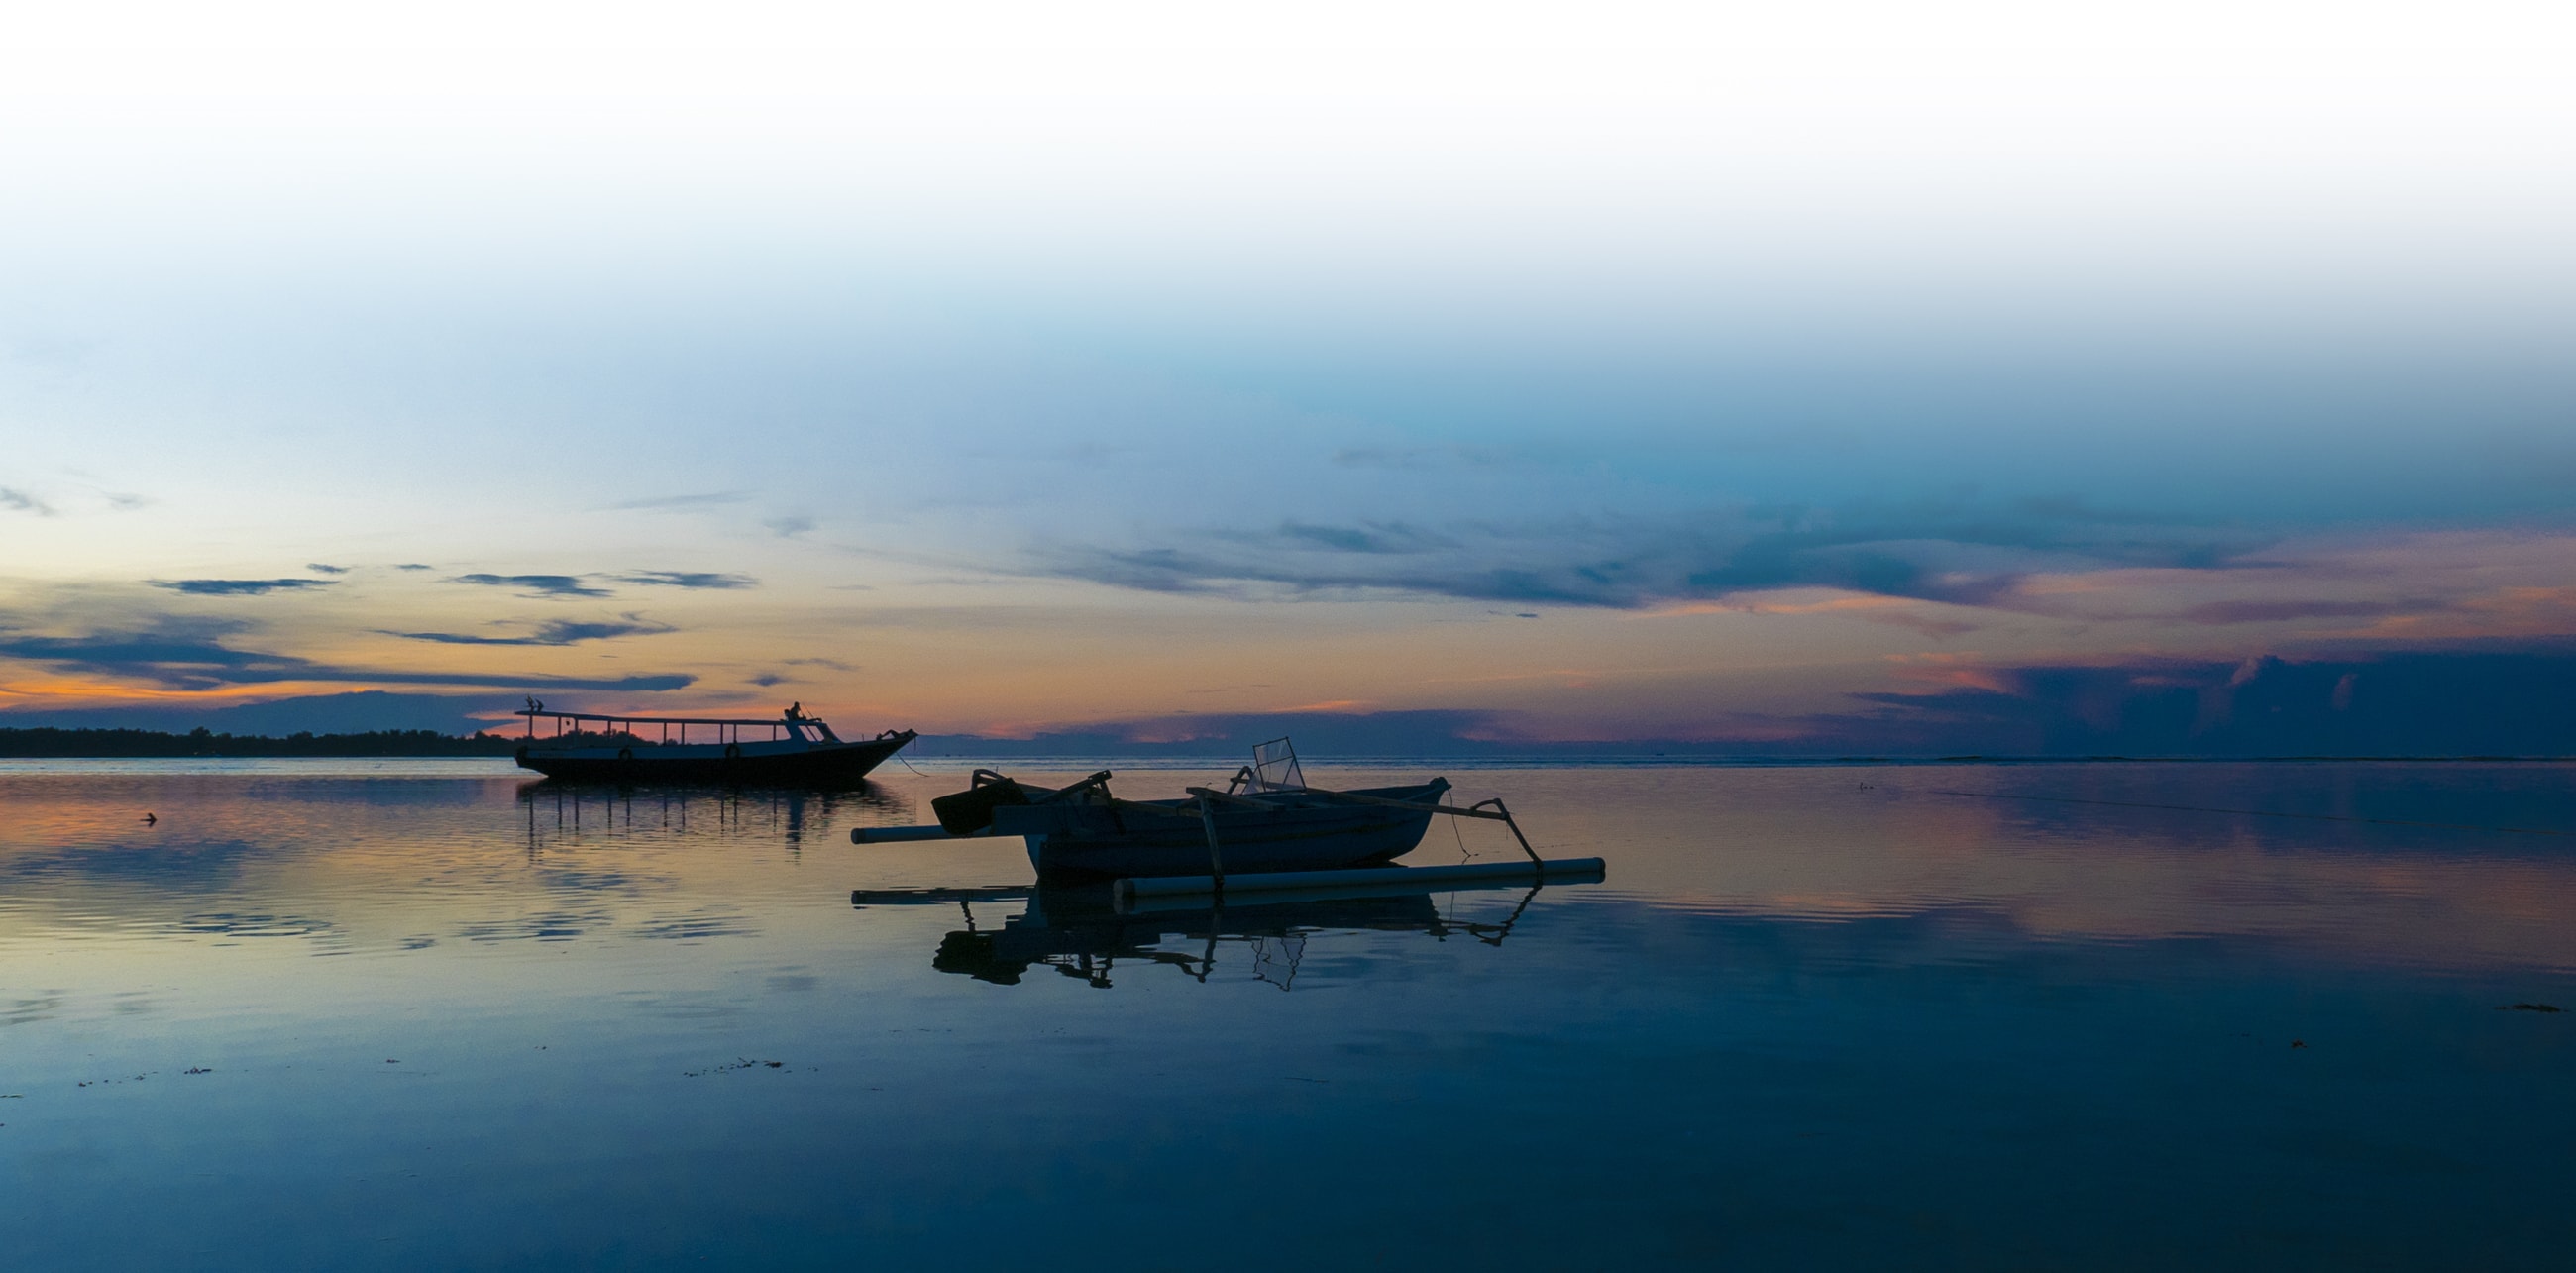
[
  {"xmin": 1630, "ymin": 590, "xmax": 1979, "ymax": 639},
  {"xmin": 0, "ymin": 679, "xmax": 314, "ymax": 708},
  {"xmin": 1883, "ymin": 653, "xmax": 2016, "ymax": 694}
]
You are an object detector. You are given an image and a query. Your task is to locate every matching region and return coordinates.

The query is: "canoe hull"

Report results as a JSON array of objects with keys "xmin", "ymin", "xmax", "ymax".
[
  {"xmin": 995, "ymin": 779, "xmax": 1449, "ymax": 881},
  {"xmin": 515, "ymin": 730, "xmax": 914, "ymax": 785}
]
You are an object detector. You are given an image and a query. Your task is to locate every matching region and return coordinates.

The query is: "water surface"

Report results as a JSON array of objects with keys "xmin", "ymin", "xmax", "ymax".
[{"xmin": 4, "ymin": 761, "xmax": 2572, "ymax": 1269}]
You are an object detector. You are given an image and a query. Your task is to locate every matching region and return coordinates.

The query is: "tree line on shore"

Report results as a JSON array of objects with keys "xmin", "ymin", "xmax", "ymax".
[{"xmin": 0, "ymin": 727, "xmax": 526, "ymax": 757}]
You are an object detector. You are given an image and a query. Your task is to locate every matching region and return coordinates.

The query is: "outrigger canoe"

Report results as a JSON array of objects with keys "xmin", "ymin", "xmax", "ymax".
[{"xmin": 856, "ymin": 738, "xmax": 1545, "ymax": 884}]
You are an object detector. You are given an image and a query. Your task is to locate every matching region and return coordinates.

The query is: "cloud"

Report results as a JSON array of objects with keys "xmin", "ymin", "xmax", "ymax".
[
  {"xmin": 523, "ymin": 618, "xmax": 676, "ymax": 644},
  {"xmin": 1269, "ymin": 521, "xmax": 1458, "ymax": 555},
  {"xmin": 608, "ymin": 490, "xmax": 752, "ymax": 510},
  {"xmin": 304, "ymin": 563, "xmax": 350, "ymax": 575},
  {"xmin": 395, "ymin": 563, "xmax": 435, "ymax": 571},
  {"xmin": 0, "ymin": 620, "xmax": 694, "ymax": 692},
  {"xmin": 2010, "ymin": 495, "xmax": 2200, "ymax": 527},
  {"xmin": 3, "ymin": 487, "xmax": 58, "ymax": 516},
  {"xmin": 2181, "ymin": 599, "xmax": 2421, "ymax": 625},
  {"xmin": 449, "ymin": 573, "xmax": 610, "ymax": 597},
  {"xmin": 1872, "ymin": 613, "xmax": 1981, "ymax": 639},
  {"xmin": 0, "ymin": 620, "xmax": 272, "ymax": 685},
  {"xmin": 384, "ymin": 617, "xmax": 676, "ymax": 646},
  {"xmin": 612, "ymin": 571, "xmax": 758, "ymax": 590},
  {"xmin": 1693, "ymin": 592, "xmax": 1983, "ymax": 639},
  {"xmin": 918, "ymin": 709, "xmax": 1508, "ymax": 756},
  {"xmin": 765, "ymin": 515, "xmax": 815, "ymax": 538},
  {"xmin": 1026, "ymin": 502, "xmax": 2253, "ymax": 610},
  {"xmin": 153, "ymin": 579, "xmax": 341, "ymax": 596},
  {"xmin": 0, "ymin": 690, "xmax": 495, "ymax": 736},
  {"xmin": 916, "ymin": 645, "xmax": 2575, "ymax": 758},
  {"xmin": 749, "ymin": 672, "xmax": 788, "ymax": 687},
  {"xmin": 1824, "ymin": 645, "xmax": 2576, "ymax": 757}
]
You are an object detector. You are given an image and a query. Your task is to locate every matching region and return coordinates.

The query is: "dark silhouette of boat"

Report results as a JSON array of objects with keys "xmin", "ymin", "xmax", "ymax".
[
  {"xmin": 865, "ymin": 742, "xmax": 1546, "ymax": 881},
  {"xmin": 848, "ymin": 876, "xmax": 1585, "ymax": 989},
  {"xmin": 858, "ymin": 738, "xmax": 1541, "ymax": 883},
  {"xmin": 988, "ymin": 773, "xmax": 1454, "ymax": 880},
  {"xmin": 511, "ymin": 699, "xmax": 913, "ymax": 784}
]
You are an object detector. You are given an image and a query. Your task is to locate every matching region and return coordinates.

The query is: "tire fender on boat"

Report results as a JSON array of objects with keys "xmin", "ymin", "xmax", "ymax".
[
  {"xmin": 723, "ymin": 743, "xmax": 741, "ymax": 761},
  {"xmin": 616, "ymin": 747, "xmax": 634, "ymax": 762}
]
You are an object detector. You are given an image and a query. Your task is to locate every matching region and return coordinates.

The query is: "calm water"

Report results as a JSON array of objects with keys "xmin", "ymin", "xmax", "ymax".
[{"xmin": 4, "ymin": 760, "xmax": 2573, "ymax": 1270}]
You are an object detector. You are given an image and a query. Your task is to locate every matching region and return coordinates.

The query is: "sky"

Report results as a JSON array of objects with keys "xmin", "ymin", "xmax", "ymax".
[{"xmin": 3, "ymin": 1, "xmax": 2573, "ymax": 754}]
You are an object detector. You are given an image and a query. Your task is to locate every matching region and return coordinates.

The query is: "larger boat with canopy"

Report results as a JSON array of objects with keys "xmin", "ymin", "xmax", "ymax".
[{"xmin": 511, "ymin": 699, "xmax": 914, "ymax": 784}]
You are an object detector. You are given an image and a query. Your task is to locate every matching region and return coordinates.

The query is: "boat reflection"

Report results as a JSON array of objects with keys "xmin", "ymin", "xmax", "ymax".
[
  {"xmin": 850, "ymin": 869, "xmax": 1598, "ymax": 990},
  {"xmin": 520, "ymin": 781, "xmax": 911, "ymax": 853}
]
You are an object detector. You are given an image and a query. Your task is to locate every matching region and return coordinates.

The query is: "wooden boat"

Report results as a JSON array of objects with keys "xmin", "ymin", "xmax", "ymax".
[
  {"xmin": 856, "ymin": 738, "xmax": 1544, "ymax": 884},
  {"xmin": 510, "ymin": 699, "xmax": 914, "ymax": 784},
  {"xmin": 985, "ymin": 773, "xmax": 1452, "ymax": 881}
]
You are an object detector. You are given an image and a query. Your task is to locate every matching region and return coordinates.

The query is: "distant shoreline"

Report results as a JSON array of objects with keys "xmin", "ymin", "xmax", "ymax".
[
  {"xmin": 1, "ymin": 726, "xmax": 2567, "ymax": 763},
  {"xmin": 0, "ymin": 727, "xmax": 523, "ymax": 758}
]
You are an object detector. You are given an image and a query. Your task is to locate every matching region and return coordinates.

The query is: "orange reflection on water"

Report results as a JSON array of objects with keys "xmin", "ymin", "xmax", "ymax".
[{"xmin": 3, "ymin": 761, "xmax": 2572, "ymax": 981}]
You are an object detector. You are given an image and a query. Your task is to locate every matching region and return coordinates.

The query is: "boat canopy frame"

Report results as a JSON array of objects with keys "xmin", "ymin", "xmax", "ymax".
[{"xmin": 514, "ymin": 698, "xmax": 841, "ymax": 746}]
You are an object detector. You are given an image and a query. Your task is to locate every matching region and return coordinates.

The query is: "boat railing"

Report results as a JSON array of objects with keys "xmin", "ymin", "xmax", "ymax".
[{"xmin": 513, "ymin": 701, "xmax": 833, "ymax": 747}]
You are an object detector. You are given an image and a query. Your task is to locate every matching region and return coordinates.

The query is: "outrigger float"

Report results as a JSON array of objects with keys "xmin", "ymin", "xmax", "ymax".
[
  {"xmin": 854, "ymin": 738, "xmax": 1605, "ymax": 901},
  {"xmin": 512, "ymin": 699, "xmax": 915, "ymax": 784}
]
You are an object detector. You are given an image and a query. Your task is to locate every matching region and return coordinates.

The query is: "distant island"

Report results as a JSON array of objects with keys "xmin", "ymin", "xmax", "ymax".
[{"xmin": 0, "ymin": 727, "xmax": 525, "ymax": 758}]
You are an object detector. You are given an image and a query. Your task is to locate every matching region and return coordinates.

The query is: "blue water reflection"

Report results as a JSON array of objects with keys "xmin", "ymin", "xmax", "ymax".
[{"xmin": 3, "ymin": 761, "xmax": 2571, "ymax": 1269}]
